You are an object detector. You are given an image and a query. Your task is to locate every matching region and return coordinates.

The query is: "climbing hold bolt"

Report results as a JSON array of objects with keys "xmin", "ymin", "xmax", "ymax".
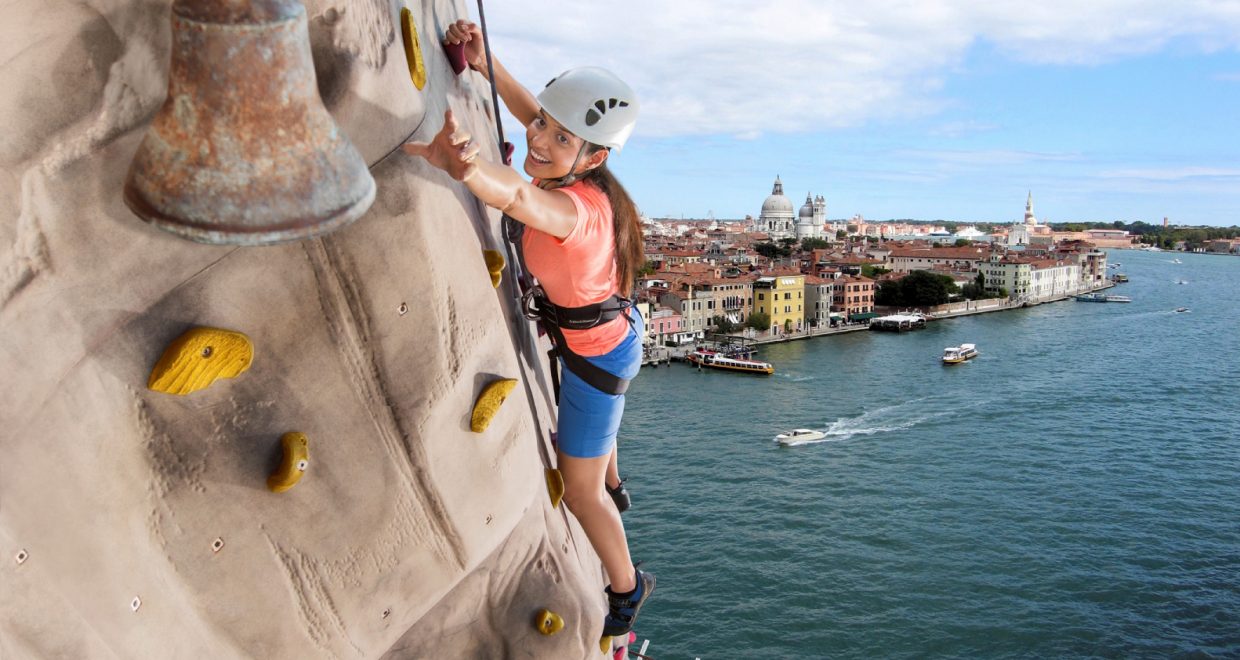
[
  {"xmin": 534, "ymin": 609, "xmax": 564, "ymax": 636},
  {"xmin": 148, "ymin": 327, "xmax": 253, "ymax": 396},
  {"xmin": 131, "ymin": 596, "xmax": 142, "ymax": 612},
  {"xmin": 382, "ymin": 608, "xmax": 391, "ymax": 619},
  {"xmin": 469, "ymin": 378, "xmax": 518, "ymax": 433},
  {"xmin": 211, "ymin": 537, "xmax": 225, "ymax": 553},
  {"xmin": 483, "ymin": 249, "xmax": 505, "ymax": 288},
  {"xmin": 267, "ymin": 432, "xmax": 309, "ymax": 493},
  {"xmin": 15, "ymin": 549, "xmax": 28, "ymax": 565},
  {"xmin": 398, "ymin": 302, "xmax": 409, "ymax": 316},
  {"xmin": 399, "ymin": 8, "xmax": 427, "ymax": 90},
  {"xmin": 545, "ymin": 468, "xmax": 565, "ymax": 509}
]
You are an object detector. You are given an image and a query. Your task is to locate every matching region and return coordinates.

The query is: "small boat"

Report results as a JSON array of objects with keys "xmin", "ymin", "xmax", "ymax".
[
  {"xmin": 775, "ymin": 429, "xmax": 826, "ymax": 445},
  {"xmin": 942, "ymin": 343, "xmax": 978, "ymax": 364},
  {"xmin": 1175, "ymin": 307, "xmax": 1189, "ymax": 313},
  {"xmin": 687, "ymin": 349, "xmax": 774, "ymax": 375},
  {"xmin": 1172, "ymin": 258, "xmax": 1183, "ymax": 264},
  {"xmin": 1111, "ymin": 274, "xmax": 1129, "ymax": 283},
  {"xmin": 1175, "ymin": 279, "xmax": 1189, "ymax": 285}
]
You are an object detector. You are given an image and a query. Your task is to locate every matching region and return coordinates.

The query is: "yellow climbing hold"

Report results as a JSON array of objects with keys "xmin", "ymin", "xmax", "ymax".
[
  {"xmin": 599, "ymin": 635, "xmax": 612, "ymax": 654},
  {"xmin": 147, "ymin": 327, "xmax": 253, "ymax": 395},
  {"xmin": 470, "ymin": 378, "xmax": 517, "ymax": 433},
  {"xmin": 545, "ymin": 468, "xmax": 565, "ymax": 509},
  {"xmin": 483, "ymin": 249, "xmax": 505, "ymax": 288},
  {"xmin": 534, "ymin": 608, "xmax": 564, "ymax": 636},
  {"xmin": 399, "ymin": 7, "xmax": 427, "ymax": 90},
  {"xmin": 267, "ymin": 432, "xmax": 309, "ymax": 493}
]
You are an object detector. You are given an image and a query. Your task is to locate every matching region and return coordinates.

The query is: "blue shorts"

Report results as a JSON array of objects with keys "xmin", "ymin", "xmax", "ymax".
[{"xmin": 557, "ymin": 311, "xmax": 644, "ymax": 458}]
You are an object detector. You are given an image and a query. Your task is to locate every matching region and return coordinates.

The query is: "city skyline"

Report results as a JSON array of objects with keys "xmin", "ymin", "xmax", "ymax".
[{"xmin": 475, "ymin": 1, "xmax": 1240, "ymax": 226}]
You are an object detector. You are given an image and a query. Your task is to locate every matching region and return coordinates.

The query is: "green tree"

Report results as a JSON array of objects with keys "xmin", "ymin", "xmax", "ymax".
[
  {"xmin": 861, "ymin": 265, "xmax": 891, "ymax": 278},
  {"xmin": 754, "ymin": 242, "xmax": 781, "ymax": 260},
  {"xmin": 745, "ymin": 311, "xmax": 771, "ymax": 331},
  {"xmin": 801, "ymin": 237, "xmax": 830, "ymax": 251},
  {"xmin": 875, "ymin": 279, "xmax": 901, "ymax": 306},
  {"xmin": 877, "ymin": 270, "xmax": 958, "ymax": 306},
  {"xmin": 784, "ymin": 319, "xmax": 793, "ymax": 332},
  {"xmin": 954, "ymin": 238, "xmax": 973, "ymax": 247},
  {"xmin": 713, "ymin": 316, "xmax": 737, "ymax": 333},
  {"xmin": 637, "ymin": 260, "xmax": 656, "ymax": 277},
  {"xmin": 836, "ymin": 229, "xmax": 848, "ymax": 240}
]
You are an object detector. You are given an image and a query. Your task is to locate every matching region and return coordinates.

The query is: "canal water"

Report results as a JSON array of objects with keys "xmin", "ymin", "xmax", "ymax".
[{"xmin": 619, "ymin": 249, "xmax": 1240, "ymax": 659}]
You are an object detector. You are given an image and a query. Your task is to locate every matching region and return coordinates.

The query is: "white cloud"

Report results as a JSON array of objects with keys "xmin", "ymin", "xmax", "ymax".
[
  {"xmin": 474, "ymin": 1, "xmax": 1240, "ymax": 138},
  {"xmin": 1099, "ymin": 167, "xmax": 1240, "ymax": 180}
]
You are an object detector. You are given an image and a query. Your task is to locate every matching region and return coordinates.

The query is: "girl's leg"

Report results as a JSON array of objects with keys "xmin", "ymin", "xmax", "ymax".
[
  {"xmin": 558, "ymin": 450, "xmax": 636, "ymax": 593},
  {"xmin": 605, "ymin": 445, "xmax": 620, "ymax": 490}
]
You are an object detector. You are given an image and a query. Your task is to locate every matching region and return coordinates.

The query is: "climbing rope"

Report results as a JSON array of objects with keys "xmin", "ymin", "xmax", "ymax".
[
  {"xmin": 468, "ymin": 0, "xmax": 564, "ymax": 477},
  {"xmin": 474, "ymin": 0, "xmax": 510, "ymax": 164}
]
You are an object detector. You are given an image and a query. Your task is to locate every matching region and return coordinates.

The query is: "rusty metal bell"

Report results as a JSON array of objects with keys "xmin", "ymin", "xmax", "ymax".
[{"xmin": 124, "ymin": 0, "xmax": 375, "ymax": 245}]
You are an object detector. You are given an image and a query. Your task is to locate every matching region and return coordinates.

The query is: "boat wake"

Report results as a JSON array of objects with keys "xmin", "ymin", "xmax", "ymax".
[{"xmin": 780, "ymin": 397, "xmax": 986, "ymax": 446}]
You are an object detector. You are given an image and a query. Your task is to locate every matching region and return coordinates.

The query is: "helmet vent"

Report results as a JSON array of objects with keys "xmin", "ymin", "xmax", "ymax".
[{"xmin": 585, "ymin": 108, "xmax": 601, "ymax": 126}]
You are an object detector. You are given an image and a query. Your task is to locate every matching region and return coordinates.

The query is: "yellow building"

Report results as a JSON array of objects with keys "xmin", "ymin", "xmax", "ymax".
[{"xmin": 753, "ymin": 274, "xmax": 805, "ymax": 334}]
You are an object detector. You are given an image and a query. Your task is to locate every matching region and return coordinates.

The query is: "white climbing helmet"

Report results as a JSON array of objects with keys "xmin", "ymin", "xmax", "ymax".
[{"xmin": 537, "ymin": 66, "xmax": 639, "ymax": 152}]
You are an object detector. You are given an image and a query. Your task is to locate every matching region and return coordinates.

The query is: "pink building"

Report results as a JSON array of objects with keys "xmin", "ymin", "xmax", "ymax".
[{"xmin": 649, "ymin": 308, "xmax": 683, "ymax": 345}]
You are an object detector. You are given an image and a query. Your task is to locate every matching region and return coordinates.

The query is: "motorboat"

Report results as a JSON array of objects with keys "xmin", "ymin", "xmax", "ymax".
[
  {"xmin": 775, "ymin": 429, "xmax": 826, "ymax": 445},
  {"xmin": 1172, "ymin": 258, "xmax": 1183, "ymax": 264},
  {"xmin": 1175, "ymin": 307, "xmax": 1190, "ymax": 313},
  {"xmin": 942, "ymin": 343, "xmax": 979, "ymax": 364},
  {"xmin": 687, "ymin": 349, "xmax": 774, "ymax": 375}
]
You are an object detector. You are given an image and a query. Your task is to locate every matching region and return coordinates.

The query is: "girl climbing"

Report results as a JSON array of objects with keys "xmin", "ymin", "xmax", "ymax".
[{"xmin": 402, "ymin": 19, "xmax": 653, "ymax": 637}]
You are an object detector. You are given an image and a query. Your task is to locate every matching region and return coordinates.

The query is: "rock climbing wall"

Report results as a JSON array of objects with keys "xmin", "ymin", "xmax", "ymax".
[{"xmin": 0, "ymin": 1, "xmax": 614, "ymax": 657}]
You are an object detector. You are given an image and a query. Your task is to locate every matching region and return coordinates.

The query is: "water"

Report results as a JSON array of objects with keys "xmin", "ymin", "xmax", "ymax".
[{"xmin": 619, "ymin": 250, "xmax": 1240, "ymax": 659}]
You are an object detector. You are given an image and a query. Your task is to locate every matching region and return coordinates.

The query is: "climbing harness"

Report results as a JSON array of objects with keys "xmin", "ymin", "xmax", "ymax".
[
  {"xmin": 504, "ymin": 215, "xmax": 635, "ymax": 400},
  {"xmin": 521, "ymin": 284, "xmax": 635, "ymax": 398}
]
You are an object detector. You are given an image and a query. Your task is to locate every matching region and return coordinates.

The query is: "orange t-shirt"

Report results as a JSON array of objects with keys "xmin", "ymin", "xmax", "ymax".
[{"xmin": 522, "ymin": 180, "xmax": 629, "ymax": 357}]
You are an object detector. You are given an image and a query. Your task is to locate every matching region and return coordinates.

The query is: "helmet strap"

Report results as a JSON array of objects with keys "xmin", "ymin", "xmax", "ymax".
[{"xmin": 538, "ymin": 142, "xmax": 590, "ymax": 190}]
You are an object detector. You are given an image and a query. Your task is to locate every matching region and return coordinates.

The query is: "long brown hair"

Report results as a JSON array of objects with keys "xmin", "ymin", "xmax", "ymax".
[{"xmin": 579, "ymin": 148, "xmax": 643, "ymax": 297}]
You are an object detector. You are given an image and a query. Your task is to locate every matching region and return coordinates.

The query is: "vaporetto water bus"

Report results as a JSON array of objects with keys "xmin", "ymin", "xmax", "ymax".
[{"xmin": 686, "ymin": 349, "xmax": 774, "ymax": 375}]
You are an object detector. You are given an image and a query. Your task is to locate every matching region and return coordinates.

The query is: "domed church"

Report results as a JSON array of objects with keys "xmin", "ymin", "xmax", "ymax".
[
  {"xmin": 759, "ymin": 176, "xmax": 795, "ymax": 238},
  {"xmin": 758, "ymin": 176, "xmax": 826, "ymax": 240}
]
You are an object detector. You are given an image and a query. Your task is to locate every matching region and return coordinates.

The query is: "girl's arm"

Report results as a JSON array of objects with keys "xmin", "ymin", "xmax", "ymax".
[
  {"xmin": 444, "ymin": 20, "xmax": 540, "ymax": 127},
  {"xmin": 403, "ymin": 111, "xmax": 577, "ymax": 239}
]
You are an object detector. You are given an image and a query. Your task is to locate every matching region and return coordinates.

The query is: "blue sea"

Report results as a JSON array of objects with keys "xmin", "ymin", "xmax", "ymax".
[{"xmin": 620, "ymin": 249, "xmax": 1240, "ymax": 659}]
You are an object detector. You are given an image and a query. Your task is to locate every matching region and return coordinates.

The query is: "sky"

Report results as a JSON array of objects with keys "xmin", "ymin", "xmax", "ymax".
[{"xmin": 466, "ymin": 1, "xmax": 1240, "ymax": 226}]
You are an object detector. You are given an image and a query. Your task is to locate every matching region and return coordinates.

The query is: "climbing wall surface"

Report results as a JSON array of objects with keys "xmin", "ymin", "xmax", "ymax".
[{"xmin": 0, "ymin": 1, "xmax": 609, "ymax": 657}]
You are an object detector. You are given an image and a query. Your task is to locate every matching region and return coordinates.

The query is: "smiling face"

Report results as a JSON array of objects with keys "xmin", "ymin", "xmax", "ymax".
[{"xmin": 524, "ymin": 109, "xmax": 606, "ymax": 180}]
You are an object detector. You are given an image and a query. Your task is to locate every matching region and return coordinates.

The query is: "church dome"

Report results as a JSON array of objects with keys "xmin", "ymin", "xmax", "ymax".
[
  {"xmin": 761, "ymin": 176, "xmax": 793, "ymax": 215},
  {"xmin": 799, "ymin": 194, "xmax": 814, "ymax": 219}
]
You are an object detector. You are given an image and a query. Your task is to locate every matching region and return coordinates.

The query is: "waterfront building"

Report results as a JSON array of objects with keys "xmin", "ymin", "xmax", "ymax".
[
  {"xmin": 1028, "ymin": 258, "xmax": 1081, "ymax": 301},
  {"xmin": 636, "ymin": 302, "xmax": 652, "ymax": 346},
  {"xmin": 831, "ymin": 275, "xmax": 876, "ymax": 321},
  {"xmin": 648, "ymin": 307, "xmax": 687, "ymax": 346},
  {"xmin": 656, "ymin": 288, "xmax": 710, "ymax": 341},
  {"xmin": 753, "ymin": 273, "xmax": 806, "ymax": 334},
  {"xmin": 804, "ymin": 275, "xmax": 835, "ymax": 327},
  {"xmin": 981, "ymin": 254, "xmax": 1032, "ymax": 300}
]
